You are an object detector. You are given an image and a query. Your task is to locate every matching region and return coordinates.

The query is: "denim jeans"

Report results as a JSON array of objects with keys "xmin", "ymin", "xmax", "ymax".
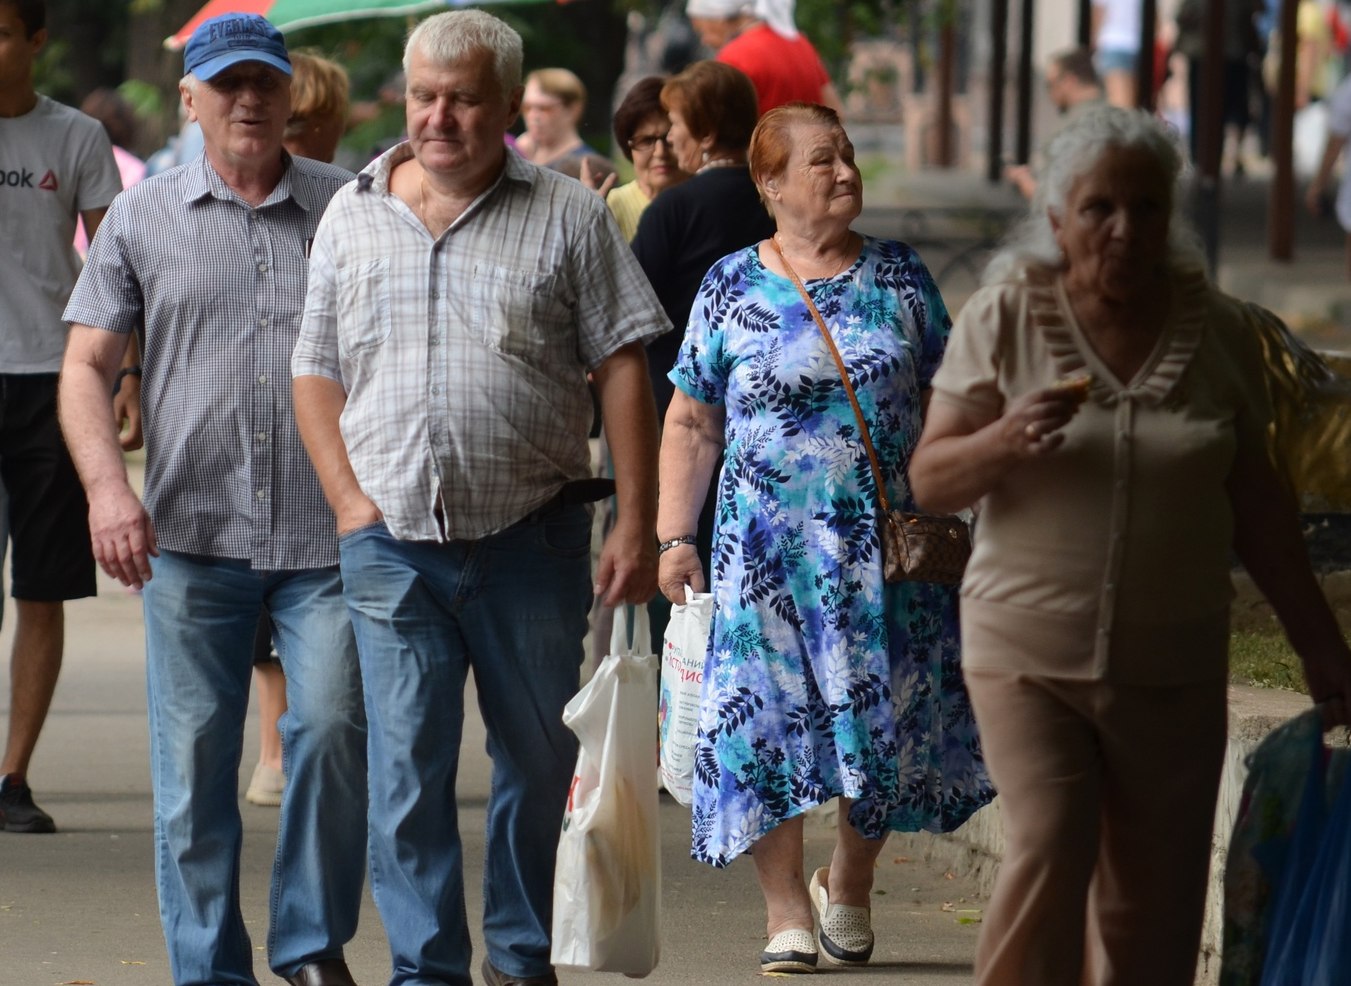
[
  {"xmin": 339, "ymin": 507, "xmax": 592, "ymax": 986},
  {"xmin": 141, "ymin": 550, "xmax": 367, "ymax": 985}
]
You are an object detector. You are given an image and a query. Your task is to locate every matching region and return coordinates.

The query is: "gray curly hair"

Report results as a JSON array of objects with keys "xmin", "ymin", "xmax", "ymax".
[{"xmin": 983, "ymin": 105, "xmax": 1204, "ymax": 285}]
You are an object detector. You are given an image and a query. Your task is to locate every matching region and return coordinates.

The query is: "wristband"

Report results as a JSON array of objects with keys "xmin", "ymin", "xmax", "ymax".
[
  {"xmin": 657, "ymin": 535, "xmax": 697, "ymax": 554},
  {"xmin": 115, "ymin": 365, "xmax": 142, "ymax": 386}
]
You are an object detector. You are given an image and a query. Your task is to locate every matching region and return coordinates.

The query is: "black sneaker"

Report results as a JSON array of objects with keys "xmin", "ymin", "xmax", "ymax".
[{"xmin": 0, "ymin": 775, "xmax": 57, "ymax": 833}]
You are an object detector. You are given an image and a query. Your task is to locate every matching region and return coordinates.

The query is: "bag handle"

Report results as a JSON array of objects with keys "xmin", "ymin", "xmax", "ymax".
[
  {"xmin": 769, "ymin": 236, "xmax": 892, "ymax": 514},
  {"xmin": 609, "ymin": 603, "xmax": 653, "ymax": 657}
]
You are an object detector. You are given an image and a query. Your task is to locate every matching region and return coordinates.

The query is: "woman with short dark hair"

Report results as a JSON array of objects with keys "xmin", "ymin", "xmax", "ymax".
[{"xmin": 605, "ymin": 76, "xmax": 688, "ymax": 241}]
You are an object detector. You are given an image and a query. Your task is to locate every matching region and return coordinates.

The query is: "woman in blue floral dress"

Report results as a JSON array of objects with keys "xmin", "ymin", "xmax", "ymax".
[{"xmin": 656, "ymin": 104, "xmax": 993, "ymax": 974}]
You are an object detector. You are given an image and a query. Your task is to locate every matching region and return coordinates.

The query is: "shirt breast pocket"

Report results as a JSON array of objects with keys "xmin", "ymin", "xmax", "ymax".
[
  {"xmin": 469, "ymin": 263, "xmax": 574, "ymax": 365},
  {"xmin": 337, "ymin": 258, "xmax": 393, "ymax": 358}
]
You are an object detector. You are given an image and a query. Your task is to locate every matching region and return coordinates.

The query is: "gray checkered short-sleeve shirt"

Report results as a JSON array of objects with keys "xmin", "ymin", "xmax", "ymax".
[
  {"xmin": 293, "ymin": 145, "xmax": 670, "ymax": 541},
  {"xmin": 64, "ymin": 153, "xmax": 353, "ymax": 570}
]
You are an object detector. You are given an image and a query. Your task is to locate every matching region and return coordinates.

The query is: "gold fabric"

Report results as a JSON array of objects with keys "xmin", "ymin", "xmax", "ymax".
[{"xmin": 1249, "ymin": 304, "xmax": 1351, "ymax": 510}]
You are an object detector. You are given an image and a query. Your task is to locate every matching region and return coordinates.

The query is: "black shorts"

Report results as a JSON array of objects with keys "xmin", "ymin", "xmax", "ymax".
[
  {"xmin": 0, "ymin": 374, "xmax": 96, "ymax": 602},
  {"xmin": 253, "ymin": 610, "xmax": 279, "ymax": 666}
]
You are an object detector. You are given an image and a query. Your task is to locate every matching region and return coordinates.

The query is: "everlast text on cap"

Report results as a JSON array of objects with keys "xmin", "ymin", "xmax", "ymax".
[{"xmin": 183, "ymin": 12, "xmax": 292, "ymax": 83}]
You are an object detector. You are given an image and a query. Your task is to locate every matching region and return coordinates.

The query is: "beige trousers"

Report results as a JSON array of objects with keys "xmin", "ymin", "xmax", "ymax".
[{"xmin": 964, "ymin": 669, "xmax": 1228, "ymax": 986}]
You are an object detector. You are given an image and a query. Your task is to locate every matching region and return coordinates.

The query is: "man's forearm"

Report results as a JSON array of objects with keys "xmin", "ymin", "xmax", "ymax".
[
  {"xmin": 293, "ymin": 374, "xmax": 378, "ymax": 529},
  {"xmin": 59, "ymin": 325, "xmax": 133, "ymax": 496},
  {"xmin": 593, "ymin": 343, "xmax": 658, "ymax": 536}
]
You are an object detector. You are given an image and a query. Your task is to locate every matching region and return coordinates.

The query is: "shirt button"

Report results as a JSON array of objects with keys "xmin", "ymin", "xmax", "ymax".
[
  {"xmin": 259, "ymin": 317, "xmax": 269, "ymax": 327},
  {"xmin": 255, "ymin": 489, "xmax": 266, "ymax": 500},
  {"xmin": 431, "ymin": 290, "xmax": 439, "ymax": 299},
  {"xmin": 431, "ymin": 386, "xmax": 440, "ymax": 395},
  {"xmin": 258, "ymin": 373, "xmax": 268, "ymax": 384},
  {"xmin": 257, "ymin": 262, "xmax": 268, "ymax": 273},
  {"xmin": 256, "ymin": 431, "xmax": 268, "ymax": 442}
]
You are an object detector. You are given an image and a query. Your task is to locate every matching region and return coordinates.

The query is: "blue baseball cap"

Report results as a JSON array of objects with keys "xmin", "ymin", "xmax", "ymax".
[{"xmin": 184, "ymin": 13, "xmax": 292, "ymax": 82}]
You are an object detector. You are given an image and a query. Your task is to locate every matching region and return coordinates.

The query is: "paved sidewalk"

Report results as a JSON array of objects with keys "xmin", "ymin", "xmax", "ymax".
[{"xmin": 0, "ymin": 559, "xmax": 983, "ymax": 986}]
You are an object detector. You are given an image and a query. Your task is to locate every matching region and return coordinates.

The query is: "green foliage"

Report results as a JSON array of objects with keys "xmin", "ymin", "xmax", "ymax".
[
  {"xmin": 1230, "ymin": 628, "xmax": 1309, "ymax": 693},
  {"xmin": 32, "ymin": 39, "xmax": 75, "ymax": 102},
  {"xmin": 796, "ymin": 0, "xmax": 886, "ymax": 77},
  {"xmin": 119, "ymin": 78, "xmax": 165, "ymax": 121},
  {"xmin": 287, "ymin": 3, "xmax": 628, "ymax": 158}
]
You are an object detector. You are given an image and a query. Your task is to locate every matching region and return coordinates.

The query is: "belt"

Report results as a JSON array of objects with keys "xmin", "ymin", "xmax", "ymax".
[{"xmin": 526, "ymin": 478, "xmax": 616, "ymax": 520}]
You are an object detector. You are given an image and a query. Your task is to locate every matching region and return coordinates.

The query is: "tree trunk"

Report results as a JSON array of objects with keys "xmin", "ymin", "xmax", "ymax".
[{"xmin": 127, "ymin": 0, "xmax": 205, "ymax": 152}]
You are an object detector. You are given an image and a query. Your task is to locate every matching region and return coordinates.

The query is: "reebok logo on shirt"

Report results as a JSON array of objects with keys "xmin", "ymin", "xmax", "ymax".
[{"xmin": 0, "ymin": 169, "xmax": 58, "ymax": 190}]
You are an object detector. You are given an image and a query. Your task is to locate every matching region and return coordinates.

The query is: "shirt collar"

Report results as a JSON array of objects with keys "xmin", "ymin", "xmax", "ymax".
[{"xmin": 182, "ymin": 148, "xmax": 309, "ymax": 210}]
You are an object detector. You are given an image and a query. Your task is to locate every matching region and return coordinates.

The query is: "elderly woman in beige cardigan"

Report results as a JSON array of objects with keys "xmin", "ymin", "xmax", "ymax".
[{"xmin": 908, "ymin": 106, "xmax": 1351, "ymax": 986}]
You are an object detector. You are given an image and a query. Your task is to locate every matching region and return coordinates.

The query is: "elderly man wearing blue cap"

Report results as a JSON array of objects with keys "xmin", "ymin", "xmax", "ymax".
[{"xmin": 58, "ymin": 13, "xmax": 367, "ymax": 986}]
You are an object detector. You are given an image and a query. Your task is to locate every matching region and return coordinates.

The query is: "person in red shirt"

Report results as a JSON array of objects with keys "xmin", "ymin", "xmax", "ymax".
[{"xmin": 686, "ymin": 0, "xmax": 842, "ymax": 116}]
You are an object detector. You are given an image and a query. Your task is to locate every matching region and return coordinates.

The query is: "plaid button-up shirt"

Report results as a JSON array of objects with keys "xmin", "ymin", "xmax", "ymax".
[
  {"xmin": 292, "ymin": 144, "xmax": 669, "ymax": 542},
  {"xmin": 64, "ymin": 152, "xmax": 353, "ymax": 570}
]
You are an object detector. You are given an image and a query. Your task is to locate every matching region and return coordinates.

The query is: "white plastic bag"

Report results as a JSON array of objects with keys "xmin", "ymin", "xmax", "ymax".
[
  {"xmin": 658, "ymin": 585, "xmax": 713, "ymax": 806},
  {"xmin": 551, "ymin": 606, "xmax": 661, "ymax": 976}
]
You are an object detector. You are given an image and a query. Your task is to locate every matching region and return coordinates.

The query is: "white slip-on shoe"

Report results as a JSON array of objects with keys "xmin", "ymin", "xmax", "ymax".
[
  {"xmin": 760, "ymin": 927, "xmax": 818, "ymax": 974},
  {"xmin": 245, "ymin": 762, "xmax": 285, "ymax": 807},
  {"xmin": 809, "ymin": 866, "xmax": 874, "ymax": 965}
]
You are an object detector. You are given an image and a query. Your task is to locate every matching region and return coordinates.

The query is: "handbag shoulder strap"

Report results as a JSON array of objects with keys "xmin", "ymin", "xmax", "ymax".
[{"xmin": 769, "ymin": 236, "xmax": 893, "ymax": 514}]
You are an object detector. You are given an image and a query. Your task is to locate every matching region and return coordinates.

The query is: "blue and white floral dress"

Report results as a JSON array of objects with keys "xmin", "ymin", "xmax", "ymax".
[{"xmin": 669, "ymin": 236, "xmax": 994, "ymax": 867}]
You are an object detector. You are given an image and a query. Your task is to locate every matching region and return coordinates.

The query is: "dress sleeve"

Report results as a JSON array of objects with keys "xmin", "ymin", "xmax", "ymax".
[
  {"xmin": 668, "ymin": 254, "xmax": 736, "ymax": 405},
  {"xmin": 904, "ymin": 247, "xmax": 953, "ymax": 389},
  {"xmin": 928, "ymin": 283, "xmax": 1012, "ymax": 417}
]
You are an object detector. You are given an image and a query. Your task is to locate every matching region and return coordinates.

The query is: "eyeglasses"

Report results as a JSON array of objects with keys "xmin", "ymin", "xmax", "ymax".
[{"xmin": 629, "ymin": 132, "xmax": 672, "ymax": 153}]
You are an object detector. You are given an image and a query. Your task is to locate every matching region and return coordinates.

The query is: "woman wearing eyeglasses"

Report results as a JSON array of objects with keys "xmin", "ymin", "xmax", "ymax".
[
  {"xmin": 606, "ymin": 77, "xmax": 690, "ymax": 242},
  {"xmin": 632, "ymin": 60, "xmax": 776, "ymax": 418}
]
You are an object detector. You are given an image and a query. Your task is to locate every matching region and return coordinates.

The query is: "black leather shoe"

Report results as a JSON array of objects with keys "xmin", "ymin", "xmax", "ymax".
[
  {"xmin": 480, "ymin": 956, "xmax": 558, "ymax": 986},
  {"xmin": 285, "ymin": 958, "xmax": 358, "ymax": 986}
]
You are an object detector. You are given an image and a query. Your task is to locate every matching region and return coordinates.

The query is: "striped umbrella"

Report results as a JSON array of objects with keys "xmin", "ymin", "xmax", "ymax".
[{"xmin": 165, "ymin": 0, "xmax": 557, "ymax": 50}]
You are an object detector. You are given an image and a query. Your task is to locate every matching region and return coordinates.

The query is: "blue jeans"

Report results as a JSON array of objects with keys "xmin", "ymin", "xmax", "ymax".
[
  {"xmin": 339, "ymin": 508, "xmax": 592, "ymax": 986},
  {"xmin": 141, "ymin": 551, "xmax": 367, "ymax": 985}
]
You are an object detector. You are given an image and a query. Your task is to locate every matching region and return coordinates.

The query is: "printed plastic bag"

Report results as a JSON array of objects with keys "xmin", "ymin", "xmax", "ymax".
[
  {"xmin": 1256, "ymin": 715, "xmax": 1351, "ymax": 986},
  {"xmin": 551, "ymin": 606, "xmax": 661, "ymax": 976},
  {"xmin": 658, "ymin": 585, "xmax": 713, "ymax": 805}
]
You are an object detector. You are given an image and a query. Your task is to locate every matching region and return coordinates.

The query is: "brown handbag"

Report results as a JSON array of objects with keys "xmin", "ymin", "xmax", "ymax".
[{"xmin": 770, "ymin": 237, "xmax": 971, "ymax": 585}]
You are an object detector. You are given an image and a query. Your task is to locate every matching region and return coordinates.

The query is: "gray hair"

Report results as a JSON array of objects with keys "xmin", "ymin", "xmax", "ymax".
[
  {"xmin": 984, "ymin": 105, "xmax": 1204, "ymax": 285},
  {"xmin": 404, "ymin": 10, "xmax": 523, "ymax": 98}
]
